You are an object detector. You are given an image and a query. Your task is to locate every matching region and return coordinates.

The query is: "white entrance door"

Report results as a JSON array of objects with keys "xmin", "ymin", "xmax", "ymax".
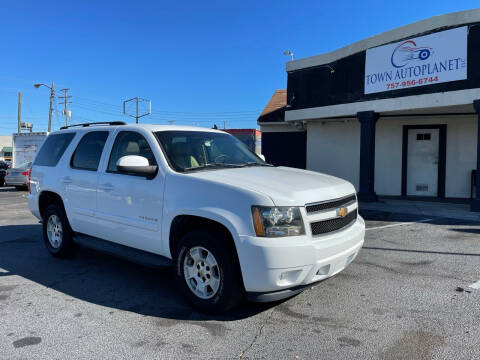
[{"xmin": 407, "ymin": 129, "xmax": 439, "ymax": 196}]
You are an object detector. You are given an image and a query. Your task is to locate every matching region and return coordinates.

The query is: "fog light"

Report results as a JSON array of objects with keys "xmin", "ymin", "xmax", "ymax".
[
  {"xmin": 277, "ymin": 269, "xmax": 302, "ymax": 285},
  {"xmin": 316, "ymin": 264, "xmax": 330, "ymax": 276}
]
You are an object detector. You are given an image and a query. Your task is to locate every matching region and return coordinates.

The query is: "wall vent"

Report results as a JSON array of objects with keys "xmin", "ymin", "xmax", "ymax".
[{"xmin": 416, "ymin": 184, "xmax": 429, "ymax": 192}]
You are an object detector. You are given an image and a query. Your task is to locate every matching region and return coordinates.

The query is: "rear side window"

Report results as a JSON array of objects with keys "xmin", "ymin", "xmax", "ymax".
[
  {"xmin": 71, "ymin": 131, "xmax": 109, "ymax": 171},
  {"xmin": 34, "ymin": 133, "xmax": 75, "ymax": 167}
]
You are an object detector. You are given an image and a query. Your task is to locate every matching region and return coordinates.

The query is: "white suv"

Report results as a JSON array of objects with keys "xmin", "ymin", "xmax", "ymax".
[{"xmin": 28, "ymin": 122, "xmax": 365, "ymax": 313}]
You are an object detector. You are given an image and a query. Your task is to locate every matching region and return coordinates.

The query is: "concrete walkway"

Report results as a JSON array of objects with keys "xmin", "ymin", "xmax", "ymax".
[{"xmin": 359, "ymin": 198, "xmax": 480, "ymax": 222}]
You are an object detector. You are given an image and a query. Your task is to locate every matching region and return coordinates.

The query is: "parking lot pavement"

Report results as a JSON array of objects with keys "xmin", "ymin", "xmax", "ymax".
[{"xmin": 1, "ymin": 190, "xmax": 480, "ymax": 359}]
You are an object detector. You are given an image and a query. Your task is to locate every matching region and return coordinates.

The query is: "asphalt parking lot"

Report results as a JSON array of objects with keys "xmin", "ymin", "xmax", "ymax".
[{"xmin": 1, "ymin": 189, "xmax": 480, "ymax": 359}]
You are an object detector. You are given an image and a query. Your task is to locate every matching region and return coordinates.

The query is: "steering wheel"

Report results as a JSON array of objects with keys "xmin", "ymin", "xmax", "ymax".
[{"xmin": 214, "ymin": 154, "xmax": 232, "ymax": 163}]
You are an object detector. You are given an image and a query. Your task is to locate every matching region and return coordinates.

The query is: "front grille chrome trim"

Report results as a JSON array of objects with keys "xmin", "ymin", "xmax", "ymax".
[{"xmin": 305, "ymin": 194, "xmax": 357, "ymax": 214}]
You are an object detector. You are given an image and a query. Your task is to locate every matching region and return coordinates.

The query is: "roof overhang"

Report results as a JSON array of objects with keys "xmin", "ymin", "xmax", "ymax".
[{"xmin": 285, "ymin": 88, "xmax": 480, "ymax": 121}]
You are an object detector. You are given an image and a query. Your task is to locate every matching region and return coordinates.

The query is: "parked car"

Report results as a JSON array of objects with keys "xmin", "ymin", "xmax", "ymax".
[
  {"xmin": 28, "ymin": 122, "xmax": 365, "ymax": 313},
  {"xmin": 5, "ymin": 161, "xmax": 32, "ymax": 190},
  {"xmin": 0, "ymin": 161, "xmax": 8, "ymax": 187}
]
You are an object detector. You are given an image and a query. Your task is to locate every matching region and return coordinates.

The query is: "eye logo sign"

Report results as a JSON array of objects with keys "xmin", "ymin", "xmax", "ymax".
[{"xmin": 390, "ymin": 40, "xmax": 433, "ymax": 68}]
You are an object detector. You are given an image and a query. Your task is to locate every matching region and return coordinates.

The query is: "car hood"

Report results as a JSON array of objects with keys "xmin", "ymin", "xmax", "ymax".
[{"xmin": 188, "ymin": 166, "xmax": 356, "ymax": 206}]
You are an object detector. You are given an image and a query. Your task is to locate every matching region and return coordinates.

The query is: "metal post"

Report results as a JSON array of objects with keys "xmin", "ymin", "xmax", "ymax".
[
  {"xmin": 65, "ymin": 94, "xmax": 68, "ymax": 127},
  {"xmin": 48, "ymin": 82, "xmax": 55, "ymax": 132},
  {"xmin": 17, "ymin": 92, "xmax": 22, "ymax": 133},
  {"xmin": 123, "ymin": 97, "xmax": 151, "ymax": 123},
  {"xmin": 136, "ymin": 97, "xmax": 139, "ymax": 124}
]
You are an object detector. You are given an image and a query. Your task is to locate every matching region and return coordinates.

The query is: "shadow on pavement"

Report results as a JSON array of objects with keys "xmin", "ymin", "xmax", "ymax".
[
  {"xmin": 0, "ymin": 224, "xmax": 279, "ymax": 322},
  {"xmin": 362, "ymin": 246, "xmax": 480, "ymax": 257},
  {"xmin": 0, "ymin": 187, "xmax": 19, "ymax": 192},
  {"xmin": 448, "ymin": 228, "xmax": 480, "ymax": 235}
]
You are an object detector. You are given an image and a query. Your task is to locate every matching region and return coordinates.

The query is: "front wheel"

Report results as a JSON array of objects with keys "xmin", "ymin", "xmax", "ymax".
[{"xmin": 174, "ymin": 230, "xmax": 244, "ymax": 313}]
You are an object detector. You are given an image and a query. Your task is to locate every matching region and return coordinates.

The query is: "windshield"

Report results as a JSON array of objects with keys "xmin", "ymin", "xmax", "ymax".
[{"xmin": 155, "ymin": 130, "xmax": 269, "ymax": 172}]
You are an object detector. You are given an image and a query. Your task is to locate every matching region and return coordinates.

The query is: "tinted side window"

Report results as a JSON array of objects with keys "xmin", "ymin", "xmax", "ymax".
[
  {"xmin": 71, "ymin": 131, "xmax": 109, "ymax": 171},
  {"xmin": 107, "ymin": 131, "xmax": 157, "ymax": 173},
  {"xmin": 34, "ymin": 133, "xmax": 75, "ymax": 167}
]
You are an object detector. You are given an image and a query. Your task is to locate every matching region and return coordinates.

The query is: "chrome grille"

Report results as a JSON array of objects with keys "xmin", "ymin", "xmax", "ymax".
[
  {"xmin": 305, "ymin": 194, "xmax": 356, "ymax": 214},
  {"xmin": 310, "ymin": 211, "xmax": 357, "ymax": 236}
]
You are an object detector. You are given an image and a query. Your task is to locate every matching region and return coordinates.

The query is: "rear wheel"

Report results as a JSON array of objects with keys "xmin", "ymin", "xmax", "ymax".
[
  {"xmin": 174, "ymin": 229, "xmax": 243, "ymax": 313},
  {"xmin": 42, "ymin": 204, "xmax": 76, "ymax": 257}
]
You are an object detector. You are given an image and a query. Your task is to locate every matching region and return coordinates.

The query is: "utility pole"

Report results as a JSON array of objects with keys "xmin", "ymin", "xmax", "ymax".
[
  {"xmin": 123, "ymin": 97, "xmax": 151, "ymax": 123},
  {"xmin": 17, "ymin": 92, "xmax": 22, "ymax": 133},
  {"xmin": 48, "ymin": 82, "xmax": 55, "ymax": 132},
  {"xmin": 223, "ymin": 121, "xmax": 226, "ymax": 129},
  {"xmin": 58, "ymin": 88, "xmax": 72, "ymax": 127}
]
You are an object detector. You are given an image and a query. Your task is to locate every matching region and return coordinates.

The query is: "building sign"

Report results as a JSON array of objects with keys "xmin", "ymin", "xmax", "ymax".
[{"xmin": 364, "ymin": 26, "xmax": 467, "ymax": 94}]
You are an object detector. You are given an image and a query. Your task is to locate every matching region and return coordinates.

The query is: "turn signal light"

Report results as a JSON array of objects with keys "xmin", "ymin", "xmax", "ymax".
[{"xmin": 252, "ymin": 207, "xmax": 265, "ymax": 236}]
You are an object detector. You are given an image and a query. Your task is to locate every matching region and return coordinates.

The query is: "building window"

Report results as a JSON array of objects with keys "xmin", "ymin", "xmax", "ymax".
[{"xmin": 416, "ymin": 133, "xmax": 431, "ymax": 141}]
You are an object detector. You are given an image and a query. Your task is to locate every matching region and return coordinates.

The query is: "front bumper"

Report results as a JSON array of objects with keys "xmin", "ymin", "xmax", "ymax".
[{"xmin": 237, "ymin": 216, "xmax": 365, "ymax": 297}]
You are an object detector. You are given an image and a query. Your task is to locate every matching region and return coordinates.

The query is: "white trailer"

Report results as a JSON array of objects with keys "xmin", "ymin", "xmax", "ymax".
[{"xmin": 12, "ymin": 132, "xmax": 48, "ymax": 168}]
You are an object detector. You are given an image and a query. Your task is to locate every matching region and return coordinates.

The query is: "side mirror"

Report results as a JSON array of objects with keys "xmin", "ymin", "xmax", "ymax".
[
  {"xmin": 116, "ymin": 155, "xmax": 157, "ymax": 177},
  {"xmin": 258, "ymin": 154, "xmax": 266, "ymax": 161}
]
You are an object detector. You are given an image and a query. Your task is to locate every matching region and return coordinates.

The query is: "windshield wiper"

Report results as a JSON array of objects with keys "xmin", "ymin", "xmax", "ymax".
[
  {"xmin": 183, "ymin": 163, "xmax": 244, "ymax": 172},
  {"xmin": 183, "ymin": 162, "xmax": 272, "ymax": 172},
  {"xmin": 239, "ymin": 162, "xmax": 273, "ymax": 167}
]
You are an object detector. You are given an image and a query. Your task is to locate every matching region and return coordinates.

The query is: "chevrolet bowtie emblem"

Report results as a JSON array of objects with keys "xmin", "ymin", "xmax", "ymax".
[{"xmin": 337, "ymin": 207, "xmax": 348, "ymax": 218}]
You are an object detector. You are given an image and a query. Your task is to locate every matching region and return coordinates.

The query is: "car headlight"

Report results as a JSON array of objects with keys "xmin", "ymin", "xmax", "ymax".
[{"xmin": 251, "ymin": 206, "xmax": 305, "ymax": 237}]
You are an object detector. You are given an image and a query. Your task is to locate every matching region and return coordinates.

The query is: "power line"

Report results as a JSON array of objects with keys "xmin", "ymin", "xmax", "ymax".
[
  {"xmin": 74, "ymin": 95, "xmax": 261, "ymax": 116},
  {"xmin": 72, "ymin": 103, "xmax": 258, "ymax": 123}
]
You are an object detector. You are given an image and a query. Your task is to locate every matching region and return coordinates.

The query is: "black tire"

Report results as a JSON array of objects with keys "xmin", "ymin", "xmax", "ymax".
[
  {"xmin": 0, "ymin": 178, "xmax": 4, "ymax": 187},
  {"xmin": 15, "ymin": 186, "xmax": 25, "ymax": 191},
  {"xmin": 174, "ymin": 229, "xmax": 244, "ymax": 313},
  {"xmin": 42, "ymin": 203, "xmax": 76, "ymax": 258}
]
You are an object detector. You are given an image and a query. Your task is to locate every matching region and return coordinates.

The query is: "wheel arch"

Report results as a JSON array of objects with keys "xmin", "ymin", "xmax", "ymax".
[
  {"xmin": 168, "ymin": 214, "xmax": 240, "ymax": 258},
  {"xmin": 38, "ymin": 190, "xmax": 66, "ymax": 219}
]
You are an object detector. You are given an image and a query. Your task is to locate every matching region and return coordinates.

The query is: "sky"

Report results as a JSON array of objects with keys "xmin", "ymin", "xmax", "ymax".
[{"xmin": 0, "ymin": 1, "xmax": 479, "ymax": 134}]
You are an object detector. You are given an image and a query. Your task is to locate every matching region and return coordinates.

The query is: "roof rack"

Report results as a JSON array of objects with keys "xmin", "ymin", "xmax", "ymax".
[{"xmin": 60, "ymin": 121, "xmax": 127, "ymax": 130}]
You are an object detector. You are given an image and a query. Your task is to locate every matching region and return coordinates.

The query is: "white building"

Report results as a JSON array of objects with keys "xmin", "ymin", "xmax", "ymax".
[{"xmin": 259, "ymin": 9, "xmax": 480, "ymax": 212}]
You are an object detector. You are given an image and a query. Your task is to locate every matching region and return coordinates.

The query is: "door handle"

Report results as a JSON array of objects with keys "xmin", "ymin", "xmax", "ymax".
[
  {"xmin": 99, "ymin": 183, "xmax": 114, "ymax": 191},
  {"xmin": 62, "ymin": 177, "xmax": 72, "ymax": 184}
]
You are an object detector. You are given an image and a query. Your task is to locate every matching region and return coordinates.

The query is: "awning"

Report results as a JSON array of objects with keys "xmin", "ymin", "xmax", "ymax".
[{"xmin": 1, "ymin": 146, "xmax": 12, "ymax": 153}]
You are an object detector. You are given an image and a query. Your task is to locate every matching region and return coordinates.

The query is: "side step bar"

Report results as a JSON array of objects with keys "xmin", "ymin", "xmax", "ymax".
[{"xmin": 73, "ymin": 233, "xmax": 172, "ymax": 268}]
